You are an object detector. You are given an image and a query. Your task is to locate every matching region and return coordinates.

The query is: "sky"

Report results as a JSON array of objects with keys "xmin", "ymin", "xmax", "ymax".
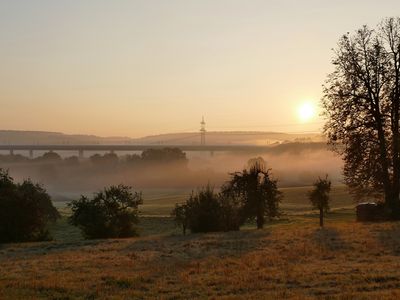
[{"xmin": 1, "ymin": 0, "xmax": 400, "ymax": 138}]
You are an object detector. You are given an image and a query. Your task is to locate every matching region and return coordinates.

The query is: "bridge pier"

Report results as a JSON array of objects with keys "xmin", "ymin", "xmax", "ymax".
[
  {"xmin": 29, "ymin": 149, "xmax": 33, "ymax": 159},
  {"xmin": 9, "ymin": 149, "xmax": 14, "ymax": 156},
  {"xmin": 78, "ymin": 149, "xmax": 84, "ymax": 159}
]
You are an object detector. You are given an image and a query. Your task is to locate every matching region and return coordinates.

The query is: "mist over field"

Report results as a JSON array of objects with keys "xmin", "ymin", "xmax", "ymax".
[{"xmin": 0, "ymin": 143, "xmax": 342, "ymax": 199}]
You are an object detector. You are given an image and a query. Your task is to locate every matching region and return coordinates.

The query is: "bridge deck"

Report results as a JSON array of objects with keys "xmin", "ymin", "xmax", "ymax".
[{"xmin": 0, "ymin": 144, "xmax": 272, "ymax": 152}]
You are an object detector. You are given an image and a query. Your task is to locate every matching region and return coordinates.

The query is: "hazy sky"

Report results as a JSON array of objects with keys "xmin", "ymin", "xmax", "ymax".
[{"xmin": 1, "ymin": 0, "xmax": 400, "ymax": 137}]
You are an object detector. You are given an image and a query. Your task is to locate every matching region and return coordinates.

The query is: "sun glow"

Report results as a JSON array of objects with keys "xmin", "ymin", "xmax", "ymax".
[{"xmin": 298, "ymin": 102, "xmax": 316, "ymax": 122}]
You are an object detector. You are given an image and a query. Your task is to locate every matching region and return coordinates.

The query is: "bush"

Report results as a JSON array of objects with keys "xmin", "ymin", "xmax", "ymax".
[
  {"xmin": 172, "ymin": 186, "xmax": 242, "ymax": 234},
  {"xmin": 185, "ymin": 187, "xmax": 222, "ymax": 233},
  {"xmin": 69, "ymin": 185, "xmax": 143, "ymax": 239},
  {"xmin": 0, "ymin": 169, "xmax": 60, "ymax": 243}
]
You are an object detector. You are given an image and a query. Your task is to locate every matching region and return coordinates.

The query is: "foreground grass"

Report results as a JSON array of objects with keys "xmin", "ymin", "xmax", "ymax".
[{"xmin": 2, "ymin": 216, "xmax": 400, "ymax": 299}]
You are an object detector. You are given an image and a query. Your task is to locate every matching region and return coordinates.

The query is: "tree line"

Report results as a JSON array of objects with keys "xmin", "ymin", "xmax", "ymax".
[{"xmin": 0, "ymin": 147, "xmax": 188, "ymax": 166}]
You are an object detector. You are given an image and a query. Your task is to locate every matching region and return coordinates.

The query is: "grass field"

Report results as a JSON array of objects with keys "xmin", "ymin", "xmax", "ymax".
[
  {"xmin": 4, "ymin": 185, "xmax": 394, "ymax": 299},
  {"xmin": 48, "ymin": 185, "xmax": 355, "ymax": 242},
  {"xmin": 139, "ymin": 185, "xmax": 354, "ymax": 217},
  {"xmin": 2, "ymin": 218, "xmax": 400, "ymax": 299}
]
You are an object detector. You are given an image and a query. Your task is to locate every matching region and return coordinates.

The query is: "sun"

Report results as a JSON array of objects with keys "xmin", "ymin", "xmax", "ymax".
[{"xmin": 298, "ymin": 102, "xmax": 316, "ymax": 122}]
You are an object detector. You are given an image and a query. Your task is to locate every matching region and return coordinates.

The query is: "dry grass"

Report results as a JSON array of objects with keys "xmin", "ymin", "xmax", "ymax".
[{"xmin": 2, "ymin": 218, "xmax": 400, "ymax": 299}]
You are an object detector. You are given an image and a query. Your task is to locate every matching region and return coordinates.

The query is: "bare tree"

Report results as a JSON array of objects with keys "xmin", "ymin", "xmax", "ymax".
[{"xmin": 323, "ymin": 18, "xmax": 400, "ymax": 218}]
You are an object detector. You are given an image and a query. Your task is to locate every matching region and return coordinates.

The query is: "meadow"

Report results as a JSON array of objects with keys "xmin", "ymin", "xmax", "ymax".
[
  {"xmin": 3, "ymin": 185, "xmax": 399, "ymax": 299},
  {"xmin": 49, "ymin": 185, "xmax": 354, "ymax": 241}
]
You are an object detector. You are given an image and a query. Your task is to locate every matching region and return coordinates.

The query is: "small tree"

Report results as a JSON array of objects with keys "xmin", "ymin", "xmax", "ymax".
[
  {"xmin": 171, "ymin": 203, "xmax": 189, "ymax": 235},
  {"xmin": 308, "ymin": 176, "xmax": 331, "ymax": 227},
  {"xmin": 0, "ymin": 169, "xmax": 60, "ymax": 243},
  {"xmin": 222, "ymin": 164, "xmax": 282, "ymax": 229},
  {"xmin": 69, "ymin": 185, "xmax": 143, "ymax": 239}
]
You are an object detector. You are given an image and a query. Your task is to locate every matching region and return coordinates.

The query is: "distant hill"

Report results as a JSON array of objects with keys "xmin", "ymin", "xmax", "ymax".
[
  {"xmin": 0, "ymin": 130, "xmax": 324, "ymax": 146},
  {"xmin": 0, "ymin": 130, "xmax": 132, "ymax": 145},
  {"xmin": 135, "ymin": 131, "xmax": 324, "ymax": 145}
]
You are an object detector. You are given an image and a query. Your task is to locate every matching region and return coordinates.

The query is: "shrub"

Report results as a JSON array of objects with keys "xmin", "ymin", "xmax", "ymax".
[
  {"xmin": 185, "ymin": 186, "xmax": 222, "ymax": 233},
  {"xmin": 172, "ymin": 186, "xmax": 242, "ymax": 234},
  {"xmin": 69, "ymin": 185, "xmax": 143, "ymax": 239},
  {"xmin": 0, "ymin": 169, "xmax": 60, "ymax": 243}
]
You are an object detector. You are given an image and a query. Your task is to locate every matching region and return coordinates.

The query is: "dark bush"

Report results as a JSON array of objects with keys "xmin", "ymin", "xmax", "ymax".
[
  {"xmin": 172, "ymin": 186, "xmax": 242, "ymax": 234},
  {"xmin": 356, "ymin": 202, "xmax": 387, "ymax": 222},
  {"xmin": 69, "ymin": 185, "xmax": 143, "ymax": 239},
  {"xmin": 0, "ymin": 169, "xmax": 60, "ymax": 243},
  {"xmin": 185, "ymin": 186, "xmax": 222, "ymax": 233}
]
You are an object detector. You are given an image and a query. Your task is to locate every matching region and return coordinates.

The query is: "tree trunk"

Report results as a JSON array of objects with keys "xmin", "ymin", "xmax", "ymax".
[
  {"xmin": 391, "ymin": 121, "xmax": 400, "ymax": 218},
  {"xmin": 256, "ymin": 213, "xmax": 264, "ymax": 229},
  {"xmin": 319, "ymin": 208, "xmax": 324, "ymax": 227},
  {"xmin": 375, "ymin": 112, "xmax": 393, "ymax": 212},
  {"xmin": 391, "ymin": 52, "xmax": 400, "ymax": 219}
]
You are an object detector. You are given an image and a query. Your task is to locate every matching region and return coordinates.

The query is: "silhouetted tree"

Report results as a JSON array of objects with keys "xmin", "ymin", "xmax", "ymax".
[
  {"xmin": 90, "ymin": 153, "xmax": 119, "ymax": 166},
  {"xmin": 90, "ymin": 153, "xmax": 103, "ymax": 164},
  {"xmin": 36, "ymin": 151, "xmax": 62, "ymax": 162},
  {"xmin": 102, "ymin": 152, "xmax": 119, "ymax": 164},
  {"xmin": 171, "ymin": 203, "xmax": 189, "ymax": 235},
  {"xmin": 125, "ymin": 154, "xmax": 141, "ymax": 164},
  {"xmin": 308, "ymin": 176, "xmax": 331, "ymax": 227},
  {"xmin": 222, "ymin": 163, "xmax": 282, "ymax": 229},
  {"xmin": 69, "ymin": 185, "xmax": 143, "ymax": 239},
  {"xmin": 141, "ymin": 148, "xmax": 187, "ymax": 165},
  {"xmin": 0, "ymin": 154, "xmax": 29, "ymax": 163},
  {"xmin": 247, "ymin": 157, "xmax": 266, "ymax": 170},
  {"xmin": 64, "ymin": 156, "xmax": 79, "ymax": 166},
  {"xmin": 323, "ymin": 18, "xmax": 400, "ymax": 218},
  {"xmin": 0, "ymin": 169, "xmax": 60, "ymax": 243}
]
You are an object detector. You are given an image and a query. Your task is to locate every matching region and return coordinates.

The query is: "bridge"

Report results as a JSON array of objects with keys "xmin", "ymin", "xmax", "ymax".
[{"xmin": 0, "ymin": 144, "xmax": 273, "ymax": 158}]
